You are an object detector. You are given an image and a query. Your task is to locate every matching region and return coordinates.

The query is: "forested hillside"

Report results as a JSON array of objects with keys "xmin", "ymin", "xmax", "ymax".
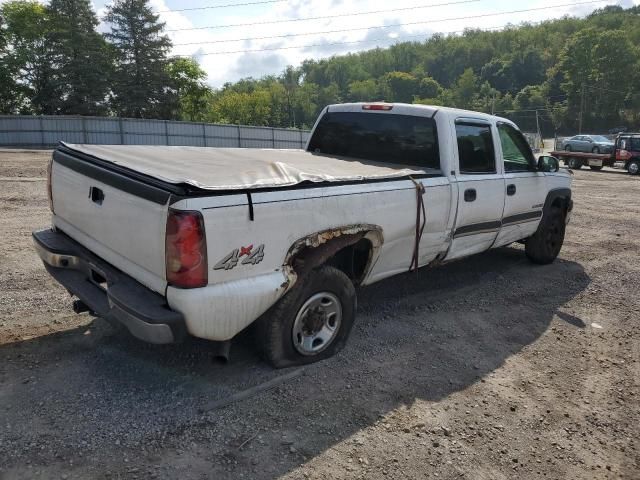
[
  {"xmin": 1, "ymin": 1, "xmax": 639, "ymax": 135},
  {"xmin": 209, "ymin": 5, "xmax": 640, "ymax": 134}
]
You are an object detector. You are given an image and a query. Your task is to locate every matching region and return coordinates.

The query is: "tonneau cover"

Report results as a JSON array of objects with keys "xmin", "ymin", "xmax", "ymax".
[{"xmin": 60, "ymin": 143, "xmax": 429, "ymax": 191}]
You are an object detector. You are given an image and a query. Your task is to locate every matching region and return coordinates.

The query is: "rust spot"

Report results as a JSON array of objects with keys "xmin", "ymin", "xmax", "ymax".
[{"xmin": 283, "ymin": 224, "xmax": 383, "ymax": 284}]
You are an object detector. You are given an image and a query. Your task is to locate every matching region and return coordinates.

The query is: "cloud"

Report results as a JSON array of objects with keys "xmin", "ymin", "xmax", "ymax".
[
  {"xmin": 228, "ymin": 52, "xmax": 290, "ymax": 79},
  {"xmin": 28, "ymin": 0, "xmax": 640, "ymax": 87}
]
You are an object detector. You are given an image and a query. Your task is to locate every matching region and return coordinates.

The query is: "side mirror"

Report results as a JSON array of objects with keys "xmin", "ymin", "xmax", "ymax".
[{"xmin": 537, "ymin": 155, "xmax": 560, "ymax": 173}]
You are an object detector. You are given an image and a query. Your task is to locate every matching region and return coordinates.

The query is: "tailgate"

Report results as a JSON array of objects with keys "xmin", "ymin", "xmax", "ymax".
[{"xmin": 50, "ymin": 150, "xmax": 171, "ymax": 295}]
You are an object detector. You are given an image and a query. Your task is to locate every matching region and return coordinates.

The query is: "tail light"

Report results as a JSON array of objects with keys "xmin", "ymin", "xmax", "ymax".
[
  {"xmin": 363, "ymin": 103, "xmax": 393, "ymax": 111},
  {"xmin": 46, "ymin": 157, "xmax": 54, "ymax": 212},
  {"xmin": 165, "ymin": 209, "xmax": 208, "ymax": 288}
]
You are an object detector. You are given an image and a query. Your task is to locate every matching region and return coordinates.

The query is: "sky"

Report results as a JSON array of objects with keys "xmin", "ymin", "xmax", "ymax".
[{"xmin": 8, "ymin": 0, "xmax": 640, "ymax": 87}]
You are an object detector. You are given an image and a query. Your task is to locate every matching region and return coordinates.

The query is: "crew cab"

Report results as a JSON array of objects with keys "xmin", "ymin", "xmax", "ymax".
[{"xmin": 33, "ymin": 103, "xmax": 573, "ymax": 367}]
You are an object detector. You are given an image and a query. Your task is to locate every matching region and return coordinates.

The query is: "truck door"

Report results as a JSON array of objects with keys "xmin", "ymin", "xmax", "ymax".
[
  {"xmin": 493, "ymin": 122, "xmax": 546, "ymax": 247},
  {"xmin": 445, "ymin": 120, "xmax": 505, "ymax": 261}
]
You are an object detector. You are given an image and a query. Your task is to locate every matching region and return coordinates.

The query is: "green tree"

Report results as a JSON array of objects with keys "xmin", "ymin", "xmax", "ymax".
[
  {"xmin": 105, "ymin": 0, "xmax": 173, "ymax": 118},
  {"xmin": 48, "ymin": 0, "xmax": 112, "ymax": 115},
  {"xmin": 348, "ymin": 79, "xmax": 379, "ymax": 102},
  {"xmin": 0, "ymin": 1, "xmax": 58, "ymax": 113},
  {"xmin": 210, "ymin": 89, "xmax": 271, "ymax": 125},
  {"xmin": 418, "ymin": 76, "xmax": 442, "ymax": 99},
  {"xmin": 381, "ymin": 71, "xmax": 418, "ymax": 103},
  {"xmin": 450, "ymin": 68, "xmax": 479, "ymax": 109},
  {"xmin": 166, "ymin": 57, "xmax": 212, "ymax": 121}
]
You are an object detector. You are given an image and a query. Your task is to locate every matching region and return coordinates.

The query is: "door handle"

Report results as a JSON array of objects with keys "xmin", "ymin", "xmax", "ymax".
[
  {"xmin": 507, "ymin": 184, "xmax": 516, "ymax": 196},
  {"xmin": 90, "ymin": 186, "xmax": 104, "ymax": 205},
  {"xmin": 464, "ymin": 188, "xmax": 476, "ymax": 202}
]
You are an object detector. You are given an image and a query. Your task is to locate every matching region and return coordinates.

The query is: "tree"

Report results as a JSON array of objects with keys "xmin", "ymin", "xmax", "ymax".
[
  {"xmin": 557, "ymin": 28, "xmax": 635, "ymax": 130},
  {"xmin": 104, "ymin": 0, "xmax": 173, "ymax": 118},
  {"xmin": 450, "ymin": 68, "xmax": 479, "ymax": 109},
  {"xmin": 0, "ymin": 1, "xmax": 58, "ymax": 114},
  {"xmin": 380, "ymin": 71, "xmax": 418, "ymax": 103},
  {"xmin": 418, "ymin": 77, "xmax": 442, "ymax": 99},
  {"xmin": 348, "ymin": 79, "xmax": 379, "ymax": 102},
  {"xmin": 166, "ymin": 57, "xmax": 212, "ymax": 121},
  {"xmin": 48, "ymin": 0, "xmax": 112, "ymax": 115}
]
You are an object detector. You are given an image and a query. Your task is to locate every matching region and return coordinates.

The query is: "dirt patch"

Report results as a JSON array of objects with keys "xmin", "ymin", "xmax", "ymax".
[{"xmin": 0, "ymin": 150, "xmax": 638, "ymax": 479}]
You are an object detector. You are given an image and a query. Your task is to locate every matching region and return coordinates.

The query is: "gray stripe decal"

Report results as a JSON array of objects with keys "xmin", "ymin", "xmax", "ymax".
[{"xmin": 454, "ymin": 210, "xmax": 543, "ymax": 238}]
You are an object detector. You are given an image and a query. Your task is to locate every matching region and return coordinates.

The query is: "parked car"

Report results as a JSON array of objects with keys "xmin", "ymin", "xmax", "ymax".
[
  {"xmin": 33, "ymin": 103, "xmax": 573, "ymax": 367},
  {"xmin": 561, "ymin": 134, "xmax": 614, "ymax": 154}
]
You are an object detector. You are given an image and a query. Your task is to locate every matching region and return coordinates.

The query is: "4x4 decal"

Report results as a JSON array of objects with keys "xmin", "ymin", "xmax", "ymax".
[{"xmin": 214, "ymin": 244, "xmax": 265, "ymax": 270}]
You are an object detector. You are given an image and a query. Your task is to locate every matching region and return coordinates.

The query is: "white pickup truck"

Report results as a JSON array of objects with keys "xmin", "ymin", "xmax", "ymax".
[{"xmin": 34, "ymin": 103, "xmax": 572, "ymax": 367}]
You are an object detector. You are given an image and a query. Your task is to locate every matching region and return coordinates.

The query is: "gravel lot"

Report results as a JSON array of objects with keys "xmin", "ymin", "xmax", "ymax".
[{"xmin": 0, "ymin": 149, "xmax": 638, "ymax": 479}]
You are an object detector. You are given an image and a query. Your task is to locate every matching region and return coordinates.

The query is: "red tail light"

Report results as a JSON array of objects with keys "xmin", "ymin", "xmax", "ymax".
[
  {"xmin": 46, "ymin": 157, "xmax": 54, "ymax": 212},
  {"xmin": 166, "ymin": 209, "xmax": 208, "ymax": 288},
  {"xmin": 363, "ymin": 103, "xmax": 393, "ymax": 111}
]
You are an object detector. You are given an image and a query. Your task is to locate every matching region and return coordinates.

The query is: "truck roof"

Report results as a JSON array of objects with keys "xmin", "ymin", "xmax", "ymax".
[
  {"xmin": 325, "ymin": 102, "xmax": 514, "ymax": 126},
  {"xmin": 60, "ymin": 142, "xmax": 429, "ymax": 192}
]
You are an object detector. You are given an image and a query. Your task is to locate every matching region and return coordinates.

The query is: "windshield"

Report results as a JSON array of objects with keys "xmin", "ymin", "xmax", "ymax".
[
  {"xmin": 308, "ymin": 111, "xmax": 440, "ymax": 170},
  {"xmin": 590, "ymin": 135, "xmax": 611, "ymax": 143}
]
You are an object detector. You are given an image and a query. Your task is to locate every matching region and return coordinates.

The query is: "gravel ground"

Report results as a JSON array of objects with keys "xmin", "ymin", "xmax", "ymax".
[{"xmin": 0, "ymin": 149, "xmax": 638, "ymax": 480}]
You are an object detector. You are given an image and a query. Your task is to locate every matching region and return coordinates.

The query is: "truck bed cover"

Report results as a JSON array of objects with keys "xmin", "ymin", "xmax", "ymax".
[{"xmin": 61, "ymin": 143, "xmax": 429, "ymax": 191}]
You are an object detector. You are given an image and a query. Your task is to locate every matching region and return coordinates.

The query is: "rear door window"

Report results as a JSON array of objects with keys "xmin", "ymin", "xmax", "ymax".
[
  {"xmin": 455, "ymin": 123, "xmax": 496, "ymax": 174},
  {"xmin": 307, "ymin": 111, "xmax": 440, "ymax": 170}
]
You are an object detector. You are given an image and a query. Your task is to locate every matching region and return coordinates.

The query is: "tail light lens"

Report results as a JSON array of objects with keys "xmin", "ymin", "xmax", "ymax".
[
  {"xmin": 165, "ymin": 209, "xmax": 208, "ymax": 288},
  {"xmin": 363, "ymin": 103, "xmax": 393, "ymax": 111},
  {"xmin": 46, "ymin": 157, "xmax": 54, "ymax": 212}
]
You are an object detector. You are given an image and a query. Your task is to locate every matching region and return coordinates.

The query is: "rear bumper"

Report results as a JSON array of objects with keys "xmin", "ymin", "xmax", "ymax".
[{"xmin": 33, "ymin": 228, "xmax": 186, "ymax": 344}]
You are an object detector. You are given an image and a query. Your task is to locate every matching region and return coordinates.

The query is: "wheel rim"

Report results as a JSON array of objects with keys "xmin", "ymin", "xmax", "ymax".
[
  {"xmin": 630, "ymin": 162, "xmax": 639, "ymax": 175},
  {"xmin": 292, "ymin": 292, "xmax": 342, "ymax": 356}
]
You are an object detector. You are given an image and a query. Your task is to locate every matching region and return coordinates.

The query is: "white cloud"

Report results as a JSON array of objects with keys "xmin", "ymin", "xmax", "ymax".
[{"xmin": 7, "ymin": 0, "xmax": 640, "ymax": 87}]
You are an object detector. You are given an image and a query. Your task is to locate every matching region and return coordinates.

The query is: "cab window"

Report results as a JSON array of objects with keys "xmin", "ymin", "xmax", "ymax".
[
  {"xmin": 455, "ymin": 123, "xmax": 495, "ymax": 174},
  {"xmin": 498, "ymin": 123, "xmax": 536, "ymax": 172},
  {"xmin": 308, "ymin": 112, "xmax": 440, "ymax": 170}
]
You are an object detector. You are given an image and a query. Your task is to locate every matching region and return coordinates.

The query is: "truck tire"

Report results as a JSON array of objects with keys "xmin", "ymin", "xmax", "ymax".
[
  {"xmin": 567, "ymin": 157, "xmax": 582, "ymax": 169},
  {"xmin": 628, "ymin": 160, "xmax": 640, "ymax": 175},
  {"xmin": 256, "ymin": 265, "xmax": 356, "ymax": 368},
  {"xmin": 525, "ymin": 206, "xmax": 566, "ymax": 265}
]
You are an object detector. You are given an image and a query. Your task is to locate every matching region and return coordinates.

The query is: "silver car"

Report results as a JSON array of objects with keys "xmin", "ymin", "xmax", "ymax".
[{"xmin": 561, "ymin": 135, "xmax": 614, "ymax": 154}]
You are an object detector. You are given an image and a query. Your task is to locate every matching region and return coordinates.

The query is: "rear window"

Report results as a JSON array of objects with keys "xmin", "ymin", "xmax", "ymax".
[{"xmin": 307, "ymin": 111, "xmax": 440, "ymax": 170}]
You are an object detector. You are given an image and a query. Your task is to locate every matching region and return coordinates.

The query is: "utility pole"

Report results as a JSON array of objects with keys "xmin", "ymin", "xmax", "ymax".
[
  {"xmin": 535, "ymin": 109, "xmax": 541, "ymax": 150},
  {"xmin": 578, "ymin": 84, "xmax": 585, "ymax": 134},
  {"xmin": 491, "ymin": 94, "xmax": 496, "ymax": 115}
]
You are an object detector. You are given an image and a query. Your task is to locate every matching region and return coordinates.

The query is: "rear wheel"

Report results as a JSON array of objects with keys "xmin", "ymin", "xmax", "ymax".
[
  {"xmin": 590, "ymin": 165, "xmax": 603, "ymax": 171},
  {"xmin": 567, "ymin": 157, "xmax": 582, "ymax": 169},
  {"xmin": 628, "ymin": 160, "xmax": 640, "ymax": 175},
  {"xmin": 525, "ymin": 206, "xmax": 566, "ymax": 265},
  {"xmin": 256, "ymin": 265, "xmax": 356, "ymax": 368}
]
